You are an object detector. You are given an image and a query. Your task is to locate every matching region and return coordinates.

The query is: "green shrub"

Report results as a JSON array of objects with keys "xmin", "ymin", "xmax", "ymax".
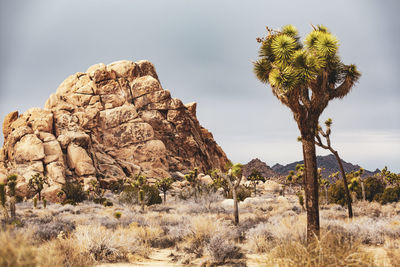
[
  {"xmin": 378, "ymin": 186, "xmax": 400, "ymax": 204},
  {"xmin": 145, "ymin": 185, "xmax": 162, "ymax": 205},
  {"xmin": 227, "ymin": 185, "xmax": 251, "ymax": 202},
  {"xmin": 119, "ymin": 185, "xmax": 162, "ymax": 206},
  {"xmin": 328, "ymin": 180, "xmax": 347, "ymax": 206},
  {"xmin": 363, "ymin": 176, "xmax": 385, "ymax": 202},
  {"xmin": 60, "ymin": 182, "xmax": 86, "ymax": 205}
]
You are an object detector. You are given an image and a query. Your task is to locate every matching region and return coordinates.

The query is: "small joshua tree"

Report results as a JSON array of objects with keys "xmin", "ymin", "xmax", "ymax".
[
  {"xmin": 28, "ymin": 173, "xmax": 49, "ymax": 207},
  {"xmin": 156, "ymin": 177, "xmax": 173, "ymax": 204},
  {"xmin": 210, "ymin": 169, "xmax": 230, "ymax": 197},
  {"xmin": 7, "ymin": 174, "xmax": 17, "ymax": 219},
  {"xmin": 184, "ymin": 168, "xmax": 200, "ymax": 201},
  {"xmin": 0, "ymin": 182, "xmax": 9, "ymax": 221},
  {"xmin": 380, "ymin": 166, "xmax": 400, "ymax": 187},
  {"xmin": 220, "ymin": 163, "xmax": 244, "ymax": 225},
  {"xmin": 348, "ymin": 168, "xmax": 365, "ymax": 202},
  {"xmin": 86, "ymin": 179, "xmax": 105, "ymax": 202},
  {"xmin": 314, "ymin": 118, "xmax": 353, "ymax": 218},
  {"xmin": 131, "ymin": 174, "xmax": 148, "ymax": 212},
  {"xmin": 247, "ymin": 169, "xmax": 266, "ymax": 196}
]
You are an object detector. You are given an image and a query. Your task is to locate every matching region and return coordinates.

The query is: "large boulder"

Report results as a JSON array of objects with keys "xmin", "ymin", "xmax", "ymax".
[{"xmin": 0, "ymin": 60, "xmax": 229, "ymax": 199}]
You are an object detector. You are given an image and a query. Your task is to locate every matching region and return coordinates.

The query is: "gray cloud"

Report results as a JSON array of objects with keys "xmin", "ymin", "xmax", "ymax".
[{"xmin": 1, "ymin": 0, "xmax": 399, "ymax": 171}]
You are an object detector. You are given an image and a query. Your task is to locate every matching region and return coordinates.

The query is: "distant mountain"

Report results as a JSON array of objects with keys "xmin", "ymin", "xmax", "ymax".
[
  {"xmin": 271, "ymin": 154, "xmax": 380, "ymax": 178},
  {"xmin": 243, "ymin": 158, "xmax": 278, "ymax": 178}
]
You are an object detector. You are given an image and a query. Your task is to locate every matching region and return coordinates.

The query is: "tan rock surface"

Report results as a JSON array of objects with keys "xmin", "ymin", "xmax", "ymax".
[{"xmin": 0, "ymin": 60, "xmax": 229, "ymax": 199}]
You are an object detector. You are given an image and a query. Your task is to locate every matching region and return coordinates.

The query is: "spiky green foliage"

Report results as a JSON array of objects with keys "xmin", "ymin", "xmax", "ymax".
[
  {"xmin": 28, "ymin": 173, "xmax": 49, "ymax": 202},
  {"xmin": 156, "ymin": 177, "xmax": 174, "ymax": 203},
  {"xmin": 247, "ymin": 169, "xmax": 266, "ymax": 196},
  {"xmin": 254, "ymin": 24, "xmax": 360, "ymax": 100},
  {"xmin": 130, "ymin": 173, "xmax": 148, "ymax": 211},
  {"xmin": 380, "ymin": 166, "xmax": 400, "ymax": 186},
  {"xmin": 211, "ymin": 169, "xmax": 230, "ymax": 197},
  {"xmin": 287, "ymin": 164, "xmax": 305, "ymax": 186},
  {"xmin": 6, "ymin": 174, "xmax": 17, "ymax": 197},
  {"xmin": 185, "ymin": 168, "xmax": 201, "ymax": 201}
]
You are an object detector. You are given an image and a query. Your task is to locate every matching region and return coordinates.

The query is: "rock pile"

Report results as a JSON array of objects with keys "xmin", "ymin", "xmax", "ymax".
[{"xmin": 0, "ymin": 60, "xmax": 229, "ymax": 200}]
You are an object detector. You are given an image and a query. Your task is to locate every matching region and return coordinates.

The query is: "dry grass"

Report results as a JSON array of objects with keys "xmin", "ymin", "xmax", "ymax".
[
  {"xmin": 2, "ymin": 182, "xmax": 400, "ymax": 266},
  {"xmin": 261, "ymin": 232, "xmax": 376, "ymax": 267}
]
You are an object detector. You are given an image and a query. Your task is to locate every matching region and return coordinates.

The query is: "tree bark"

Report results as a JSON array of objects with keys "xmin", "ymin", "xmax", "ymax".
[
  {"xmin": 10, "ymin": 197, "xmax": 16, "ymax": 219},
  {"xmin": 332, "ymin": 150, "xmax": 353, "ymax": 218},
  {"xmin": 361, "ymin": 181, "xmax": 366, "ymax": 201},
  {"xmin": 301, "ymin": 135, "xmax": 320, "ymax": 240},
  {"xmin": 1, "ymin": 206, "xmax": 9, "ymax": 221},
  {"xmin": 324, "ymin": 184, "xmax": 328, "ymax": 205},
  {"xmin": 233, "ymin": 187, "xmax": 239, "ymax": 225}
]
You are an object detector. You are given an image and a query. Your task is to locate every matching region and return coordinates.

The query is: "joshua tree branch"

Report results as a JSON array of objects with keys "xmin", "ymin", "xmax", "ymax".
[{"xmin": 330, "ymin": 75, "xmax": 354, "ymax": 99}]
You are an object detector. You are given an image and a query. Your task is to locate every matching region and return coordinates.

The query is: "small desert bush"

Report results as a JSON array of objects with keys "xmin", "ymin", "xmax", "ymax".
[
  {"xmin": 119, "ymin": 185, "xmax": 162, "ymax": 206},
  {"xmin": 60, "ymin": 182, "xmax": 86, "ymax": 205},
  {"xmin": 182, "ymin": 216, "xmax": 242, "ymax": 263},
  {"xmin": 206, "ymin": 230, "xmax": 243, "ymax": 264},
  {"xmin": 378, "ymin": 186, "xmax": 400, "ymax": 204},
  {"xmin": 36, "ymin": 237, "xmax": 94, "ymax": 267},
  {"xmin": 246, "ymin": 222, "xmax": 274, "ymax": 252},
  {"xmin": 73, "ymin": 224, "xmax": 137, "ymax": 262},
  {"xmin": 33, "ymin": 218, "xmax": 75, "ymax": 241},
  {"xmin": 262, "ymin": 232, "xmax": 375, "ymax": 267},
  {"xmin": 322, "ymin": 216, "xmax": 400, "ymax": 245}
]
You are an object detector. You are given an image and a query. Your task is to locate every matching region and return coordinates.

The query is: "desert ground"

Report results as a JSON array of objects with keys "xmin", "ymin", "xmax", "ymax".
[{"xmin": 1, "ymin": 180, "xmax": 399, "ymax": 267}]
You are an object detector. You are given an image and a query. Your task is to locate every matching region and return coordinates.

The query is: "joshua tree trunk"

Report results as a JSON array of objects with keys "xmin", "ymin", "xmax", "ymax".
[
  {"xmin": 301, "ymin": 134, "xmax": 320, "ymax": 240},
  {"xmin": 1, "ymin": 205, "xmax": 9, "ymax": 221},
  {"xmin": 361, "ymin": 181, "xmax": 366, "ymax": 201},
  {"xmin": 324, "ymin": 184, "xmax": 329, "ymax": 205},
  {"xmin": 10, "ymin": 197, "xmax": 16, "ymax": 219},
  {"xmin": 163, "ymin": 191, "xmax": 166, "ymax": 204},
  {"xmin": 232, "ymin": 187, "xmax": 239, "ymax": 225},
  {"xmin": 332, "ymin": 151, "xmax": 353, "ymax": 218}
]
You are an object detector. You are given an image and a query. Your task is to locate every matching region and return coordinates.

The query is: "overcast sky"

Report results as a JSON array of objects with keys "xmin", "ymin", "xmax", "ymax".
[{"xmin": 1, "ymin": 0, "xmax": 399, "ymax": 172}]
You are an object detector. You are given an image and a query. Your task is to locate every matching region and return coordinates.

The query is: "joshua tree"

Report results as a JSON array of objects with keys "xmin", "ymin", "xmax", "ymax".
[
  {"xmin": 0, "ymin": 182, "xmax": 9, "ymax": 221},
  {"xmin": 28, "ymin": 173, "xmax": 49, "ymax": 207},
  {"xmin": 380, "ymin": 166, "xmax": 400, "ymax": 187},
  {"xmin": 210, "ymin": 169, "xmax": 230, "ymax": 197},
  {"xmin": 86, "ymin": 179, "xmax": 105, "ymax": 202},
  {"xmin": 184, "ymin": 168, "xmax": 200, "ymax": 201},
  {"xmin": 221, "ymin": 163, "xmax": 244, "ymax": 225},
  {"xmin": 156, "ymin": 177, "xmax": 173, "ymax": 204},
  {"xmin": 247, "ymin": 169, "xmax": 266, "ymax": 196},
  {"xmin": 254, "ymin": 24, "xmax": 360, "ymax": 239},
  {"xmin": 315, "ymin": 118, "xmax": 353, "ymax": 218},
  {"xmin": 7, "ymin": 174, "xmax": 17, "ymax": 219},
  {"xmin": 131, "ymin": 174, "xmax": 148, "ymax": 212}
]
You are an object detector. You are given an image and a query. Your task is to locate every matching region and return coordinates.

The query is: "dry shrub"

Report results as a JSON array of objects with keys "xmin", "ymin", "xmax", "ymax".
[
  {"xmin": 129, "ymin": 222, "xmax": 163, "ymax": 249},
  {"xmin": 246, "ymin": 222, "xmax": 274, "ymax": 253},
  {"xmin": 73, "ymin": 223, "xmax": 164, "ymax": 262},
  {"xmin": 182, "ymin": 216, "xmax": 242, "ymax": 264},
  {"xmin": 73, "ymin": 224, "xmax": 137, "ymax": 262},
  {"xmin": 246, "ymin": 214, "xmax": 307, "ymax": 253},
  {"xmin": 36, "ymin": 237, "xmax": 94, "ymax": 267},
  {"xmin": 0, "ymin": 230, "xmax": 37, "ymax": 267},
  {"xmin": 322, "ymin": 216, "xmax": 400, "ymax": 245},
  {"xmin": 353, "ymin": 201, "xmax": 382, "ymax": 217},
  {"xmin": 262, "ymin": 232, "xmax": 375, "ymax": 267}
]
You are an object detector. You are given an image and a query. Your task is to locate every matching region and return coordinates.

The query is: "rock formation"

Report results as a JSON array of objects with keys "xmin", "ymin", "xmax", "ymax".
[
  {"xmin": 0, "ymin": 60, "xmax": 229, "ymax": 201},
  {"xmin": 243, "ymin": 158, "xmax": 278, "ymax": 178}
]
